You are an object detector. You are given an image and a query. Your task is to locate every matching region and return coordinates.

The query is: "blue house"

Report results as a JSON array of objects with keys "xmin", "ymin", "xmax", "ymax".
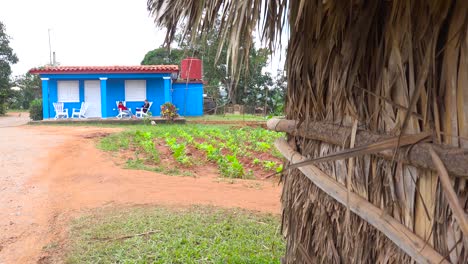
[{"xmin": 29, "ymin": 65, "xmax": 204, "ymax": 119}]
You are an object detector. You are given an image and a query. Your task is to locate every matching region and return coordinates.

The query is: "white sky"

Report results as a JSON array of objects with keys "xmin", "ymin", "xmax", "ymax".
[
  {"xmin": 1, "ymin": 0, "xmax": 163, "ymax": 77},
  {"xmin": 1, "ymin": 0, "xmax": 284, "ymax": 77}
]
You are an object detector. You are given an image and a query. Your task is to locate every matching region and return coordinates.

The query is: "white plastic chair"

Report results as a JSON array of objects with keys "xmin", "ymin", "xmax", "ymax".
[
  {"xmin": 136, "ymin": 102, "xmax": 153, "ymax": 118},
  {"xmin": 53, "ymin": 102, "xmax": 68, "ymax": 119},
  {"xmin": 72, "ymin": 102, "xmax": 89, "ymax": 118},
  {"xmin": 116, "ymin": 101, "xmax": 132, "ymax": 119}
]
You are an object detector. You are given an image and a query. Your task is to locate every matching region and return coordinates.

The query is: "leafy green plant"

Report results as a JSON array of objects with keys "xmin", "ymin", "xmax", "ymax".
[
  {"xmin": 165, "ymin": 137, "xmax": 191, "ymax": 165},
  {"xmin": 218, "ymin": 155, "xmax": 245, "ymax": 178},
  {"xmin": 134, "ymin": 130, "xmax": 159, "ymax": 163},
  {"xmin": 255, "ymin": 141, "xmax": 271, "ymax": 152},
  {"xmin": 262, "ymin": 160, "xmax": 277, "ymax": 171},
  {"xmin": 160, "ymin": 102, "xmax": 179, "ymax": 120},
  {"xmin": 276, "ymin": 164, "xmax": 283, "ymax": 173},
  {"xmin": 97, "ymin": 124, "xmax": 285, "ymax": 178},
  {"xmin": 29, "ymin": 99, "xmax": 43, "ymax": 120}
]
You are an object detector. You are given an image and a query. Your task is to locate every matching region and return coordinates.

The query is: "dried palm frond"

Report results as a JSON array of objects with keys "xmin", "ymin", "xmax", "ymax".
[
  {"xmin": 148, "ymin": 0, "xmax": 468, "ymax": 263},
  {"xmin": 147, "ymin": 0, "xmax": 287, "ymax": 86}
]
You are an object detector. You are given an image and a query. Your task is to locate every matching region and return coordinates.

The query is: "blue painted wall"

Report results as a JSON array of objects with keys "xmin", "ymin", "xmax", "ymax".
[
  {"xmin": 41, "ymin": 73, "xmax": 203, "ymax": 118},
  {"xmin": 172, "ymin": 82, "xmax": 203, "ymax": 116},
  {"xmin": 105, "ymin": 78, "xmax": 164, "ymax": 116},
  {"xmin": 47, "ymin": 79, "xmax": 83, "ymax": 118}
]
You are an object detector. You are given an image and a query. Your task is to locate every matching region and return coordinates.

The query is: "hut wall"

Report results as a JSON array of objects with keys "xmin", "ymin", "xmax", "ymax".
[{"xmin": 282, "ymin": 0, "xmax": 467, "ymax": 263}]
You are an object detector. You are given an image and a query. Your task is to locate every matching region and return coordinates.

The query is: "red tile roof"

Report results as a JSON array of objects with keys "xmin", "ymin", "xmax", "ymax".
[{"xmin": 29, "ymin": 65, "xmax": 179, "ymax": 74}]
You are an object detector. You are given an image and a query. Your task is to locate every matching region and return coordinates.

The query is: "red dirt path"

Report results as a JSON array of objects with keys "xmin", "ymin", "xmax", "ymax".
[{"xmin": 0, "ymin": 113, "xmax": 281, "ymax": 264}]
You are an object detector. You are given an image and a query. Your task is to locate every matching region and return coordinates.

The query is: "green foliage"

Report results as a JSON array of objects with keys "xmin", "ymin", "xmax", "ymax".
[
  {"xmin": 268, "ymin": 71, "xmax": 287, "ymax": 115},
  {"xmin": 99, "ymin": 131, "xmax": 159, "ymax": 163},
  {"xmin": 165, "ymin": 136, "xmax": 191, "ymax": 165},
  {"xmin": 134, "ymin": 131, "xmax": 159, "ymax": 162},
  {"xmin": 67, "ymin": 206, "xmax": 285, "ymax": 263},
  {"xmin": 262, "ymin": 160, "xmax": 277, "ymax": 171},
  {"xmin": 141, "ymin": 47, "xmax": 185, "ymax": 66},
  {"xmin": 98, "ymin": 132, "xmax": 130, "ymax": 151},
  {"xmin": 98, "ymin": 124, "xmax": 284, "ymax": 179},
  {"xmin": 218, "ymin": 154, "xmax": 246, "ymax": 178},
  {"xmin": 186, "ymin": 114, "xmax": 265, "ymax": 121},
  {"xmin": 9, "ymin": 73, "xmax": 41, "ymax": 110},
  {"xmin": 0, "ymin": 21, "xmax": 18, "ymax": 115},
  {"xmin": 276, "ymin": 164, "xmax": 283, "ymax": 173},
  {"xmin": 256, "ymin": 141, "xmax": 271, "ymax": 152},
  {"xmin": 160, "ymin": 102, "xmax": 179, "ymax": 120},
  {"xmin": 29, "ymin": 99, "xmax": 43, "ymax": 120},
  {"xmin": 173, "ymin": 19, "xmax": 274, "ymax": 105}
]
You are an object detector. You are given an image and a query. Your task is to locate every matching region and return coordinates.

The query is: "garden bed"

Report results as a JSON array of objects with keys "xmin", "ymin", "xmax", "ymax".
[{"xmin": 98, "ymin": 124, "xmax": 285, "ymax": 179}]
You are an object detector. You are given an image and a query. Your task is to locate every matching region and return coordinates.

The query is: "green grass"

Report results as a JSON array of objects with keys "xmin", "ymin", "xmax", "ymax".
[
  {"xmin": 67, "ymin": 206, "xmax": 284, "ymax": 263},
  {"xmin": 186, "ymin": 114, "xmax": 266, "ymax": 121},
  {"xmin": 125, "ymin": 159, "xmax": 194, "ymax": 177},
  {"xmin": 98, "ymin": 132, "xmax": 131, "ymax": 151}
]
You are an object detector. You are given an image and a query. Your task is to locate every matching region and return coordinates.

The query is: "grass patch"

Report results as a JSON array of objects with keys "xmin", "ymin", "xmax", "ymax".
[
  {"xmin": 125, "ymin": 159, "xmax": 193, "ymax": 177},
  {"xmin": 67, "ymin": 206, "xmax": 284, "ymax": 263},
  {"xmin": 186, "ymin": 114, "xmax": 266, "ymax": 121},
  {"xmin": 98, "ymin": 132, "xmax": 131, "ymax": 151}
]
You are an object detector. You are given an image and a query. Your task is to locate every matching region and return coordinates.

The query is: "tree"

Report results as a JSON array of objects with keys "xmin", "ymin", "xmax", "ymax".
[
  {"xmin": 9, "ymin": 73, "xmax": 41, "ymax": 109},
  {"xmin": 0, "ymin": 21, "xmax": 18, "ymax": 114},
  {"xmin": 235, "ymin": 48, "xmax": 273, "ymax": 106},
  {"xmin": 141, "ymin": 47, "xmax": 185, "ymax": 65},
  {"xmin": 257, "ymin": 70, "xmax": 287, "ymax": 115},
  {"xmin": 172, "ymin": 19, "xmax": 272, "ymax": 105}
]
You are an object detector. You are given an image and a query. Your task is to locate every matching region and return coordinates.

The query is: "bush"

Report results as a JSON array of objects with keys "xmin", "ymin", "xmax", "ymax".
[
  {"xmin": 160, "ymin": 102, "xmax": 179, "ymax": 120},
  {"xmin": 29, "ymin": 99, "xmax": 43, "ymax": 120}
]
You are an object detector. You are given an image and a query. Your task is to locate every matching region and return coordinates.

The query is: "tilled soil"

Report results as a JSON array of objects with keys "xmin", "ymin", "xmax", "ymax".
[{"xmin": 0, "ymin": 113, "xmax": 281, "ymax": 264}]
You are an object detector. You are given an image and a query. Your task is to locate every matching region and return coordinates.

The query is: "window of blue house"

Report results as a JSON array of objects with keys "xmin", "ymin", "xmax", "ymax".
[
  {"xmin": 125, "ymin": 80, "xmax": 146, "ymax": 101},
  {"xmin": 57, "ymin": 81, "xmax": 79, "ymax": 102}
]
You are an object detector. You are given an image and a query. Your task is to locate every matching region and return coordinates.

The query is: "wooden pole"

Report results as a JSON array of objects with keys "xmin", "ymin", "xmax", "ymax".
[
  {"xmin": 267, "ymin": 118, "xmax": 468, "ymax": 177},
  {"xmin": 429, "ymin": 148, "xmax": 468, "ymax": 237},
  {"xmin": 275, "ymin": 138, "xmax": 449, "ymax": 264}
]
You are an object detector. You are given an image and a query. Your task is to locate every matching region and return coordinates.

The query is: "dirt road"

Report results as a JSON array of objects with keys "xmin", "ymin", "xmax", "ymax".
[{"xmin": 0, "ymin": 113, "xmax": 281, "ymax": 263}]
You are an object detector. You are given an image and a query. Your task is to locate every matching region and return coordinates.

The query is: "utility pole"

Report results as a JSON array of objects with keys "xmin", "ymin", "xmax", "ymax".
[{"xmin": 48, "ymin": 29, "xmax": 52, "ymax": 65}]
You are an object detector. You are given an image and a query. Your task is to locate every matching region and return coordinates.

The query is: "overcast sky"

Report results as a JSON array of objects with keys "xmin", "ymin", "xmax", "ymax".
[
  {"xmin": 1, "ymin": 0, "xmax": 284, "ymax": 77},
  {"xmin": 1, "ymin": 0, "xmax": 164, "ymax": 77}
]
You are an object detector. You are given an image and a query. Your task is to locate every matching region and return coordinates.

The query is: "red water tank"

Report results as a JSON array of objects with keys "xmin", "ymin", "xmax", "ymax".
[{"xmin": 180, "ymin": 57, "xmax": 202, "ymax": 80}]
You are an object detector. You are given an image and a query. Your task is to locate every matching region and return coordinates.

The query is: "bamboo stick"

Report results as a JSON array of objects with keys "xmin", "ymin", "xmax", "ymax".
[
  {"xmin": 267, "ymin": 118, "xmax": 468, "ymax": 177},
  {"xmin": 429, "ymin": 148, "xmax": 468, "ymax": 237},
  {"xmin": 275, "ymin": 138, "xmax": 449, "ymax": 264}
]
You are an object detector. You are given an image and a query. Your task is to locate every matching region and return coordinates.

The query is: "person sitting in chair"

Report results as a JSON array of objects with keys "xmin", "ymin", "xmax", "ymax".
[
  {"xmin": 137, "ymin": 99, "xmax": 150, "ymax": 113},
  {"xmin": 118, "ymin": 101, "xmax": 133, "ymax": 118}
]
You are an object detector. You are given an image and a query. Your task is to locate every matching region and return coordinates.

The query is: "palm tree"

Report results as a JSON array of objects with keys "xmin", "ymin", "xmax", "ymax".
[{"xmin": 148, "ymin": 1, "xmax": 468, "ymax": 263}]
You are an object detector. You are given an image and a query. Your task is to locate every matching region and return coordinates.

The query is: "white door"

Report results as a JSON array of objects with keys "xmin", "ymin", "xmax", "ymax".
[{"xmin": 84, "ymin": 81, "xmax": 101, "ymax": 117}]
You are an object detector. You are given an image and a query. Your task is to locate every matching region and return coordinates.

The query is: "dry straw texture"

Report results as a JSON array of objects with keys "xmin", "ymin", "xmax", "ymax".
[{"xmin": 148, "ymin": 0, "xmax": 468, "ymax": 263}]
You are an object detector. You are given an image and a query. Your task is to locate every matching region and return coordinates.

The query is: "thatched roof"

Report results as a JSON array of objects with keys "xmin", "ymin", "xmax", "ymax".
[{"xmin": 149, "ymin": 0, "xmax": 468, "ymax": 263}]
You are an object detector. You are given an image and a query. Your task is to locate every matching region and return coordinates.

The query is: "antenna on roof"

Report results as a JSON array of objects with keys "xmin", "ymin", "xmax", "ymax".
[{"xmin": 48, "ymin": 29, "xmax": 52, "ymax": 65}]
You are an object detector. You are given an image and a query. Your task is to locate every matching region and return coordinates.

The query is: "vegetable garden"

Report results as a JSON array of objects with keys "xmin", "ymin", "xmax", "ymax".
[{"xmin": 100, "ymin": 124, "xmax": 284, "ymax": 179}]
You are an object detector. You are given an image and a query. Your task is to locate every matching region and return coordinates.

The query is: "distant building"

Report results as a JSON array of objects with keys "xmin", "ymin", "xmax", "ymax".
[{"xmin": 30, "ymin": 59, "xmax": 204, "ymax": 119}]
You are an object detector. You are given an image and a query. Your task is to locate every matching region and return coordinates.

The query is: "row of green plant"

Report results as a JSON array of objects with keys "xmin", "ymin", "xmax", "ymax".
[
  {"xmin": 153, "ymin": 125, "xmax": 284, "ymax": 178},
  {"xmin": 99, "ymin": 124, "xmax": 284, "ymax": 179}
]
